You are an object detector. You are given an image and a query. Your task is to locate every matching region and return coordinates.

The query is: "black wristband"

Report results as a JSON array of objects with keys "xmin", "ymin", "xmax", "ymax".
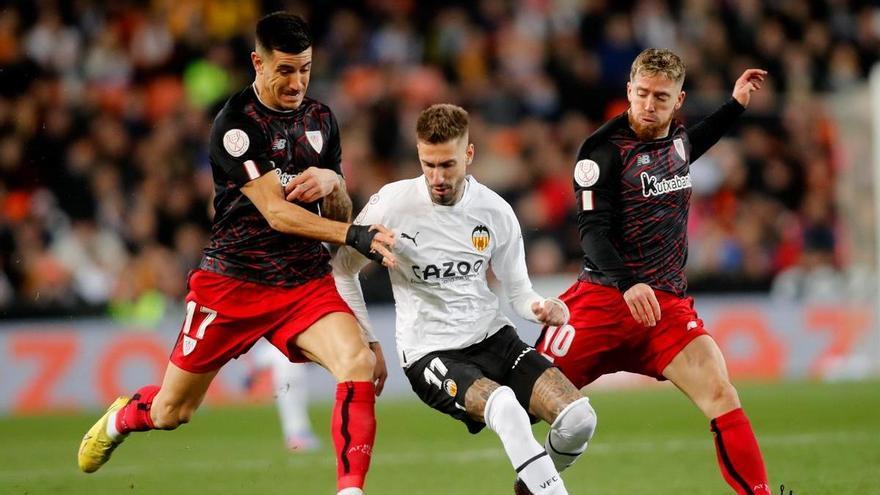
[{"xmin": 345, "ymin": 224, "xmax": 384, "ymax": 263}]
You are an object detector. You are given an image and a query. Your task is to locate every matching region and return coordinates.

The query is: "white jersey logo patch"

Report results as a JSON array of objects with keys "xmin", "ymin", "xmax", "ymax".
[
  {"xmin": 574, "ymin": 159, "xmax": 600, "ymax": 187},
  {"xmin": 673, "ymin": 137, "xmax": 687, "ymax": 161},
  {"xmin": 223, "ymin": 129, "xmax": 249, "ymax": 157},
  {"xmin": 305, "ymin": 130, "xmax": 323, "ymax": 154},
  {"xmin": 182, "ymin": 335, "xmax": 197, "ymax": 356}
]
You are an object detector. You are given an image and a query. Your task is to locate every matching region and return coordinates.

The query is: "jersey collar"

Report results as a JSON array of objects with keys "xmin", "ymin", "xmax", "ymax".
[{"xmin": 250, "ymin": 83, "xmax": 301, "ymax": 116}]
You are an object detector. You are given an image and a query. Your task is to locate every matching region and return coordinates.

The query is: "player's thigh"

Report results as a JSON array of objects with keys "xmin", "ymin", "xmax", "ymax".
[
  {"xmin": 293, "ymin": 311, "xmax": 374, "ymax": 381},
  {"xmin": 404, "ymin": 352, "xmax": 490, "ymax": 434},
  {"xmin": 474, "ymin": 327, "xmax": 572, "ymax": 420},
  {"xmin": 154, "ymin": 361, "xmax": 219, "ymax": 413},
  {"xmin": 662, "ymin": 334, "xmax": 740, "ymax": 415}
]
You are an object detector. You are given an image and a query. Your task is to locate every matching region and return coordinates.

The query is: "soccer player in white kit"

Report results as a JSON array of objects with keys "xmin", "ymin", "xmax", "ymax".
[{"xmin": 332, "ymin": 104, "xmax": 597, "ymax": 495}]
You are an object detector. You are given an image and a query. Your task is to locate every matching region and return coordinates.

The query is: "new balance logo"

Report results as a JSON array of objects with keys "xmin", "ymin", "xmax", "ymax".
[{"xmin": 401, "ymin": 231, "xmax": 420, "ymax": 246}]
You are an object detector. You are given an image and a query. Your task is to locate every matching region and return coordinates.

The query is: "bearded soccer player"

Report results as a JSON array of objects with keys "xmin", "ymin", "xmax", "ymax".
[
  {"xmin": 535, "ymin": 49, "xmax": 771, "ymax": 495},
  {"xmin": 77, "ymin": 13, "xmax": 394, "ymax": 495},
  {"xmin": 333, "ymin": 104, "xmax": 597, "ymax": 495}
]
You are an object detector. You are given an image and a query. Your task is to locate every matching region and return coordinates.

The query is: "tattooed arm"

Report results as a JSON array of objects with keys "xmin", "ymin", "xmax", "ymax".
[
  {"xmin": 284, "ymin": 167, "xmax": 352, "ymax": 221},
  {"xmin": 321, "ymin": 174, "xmax": 353, "ymax": 222}
]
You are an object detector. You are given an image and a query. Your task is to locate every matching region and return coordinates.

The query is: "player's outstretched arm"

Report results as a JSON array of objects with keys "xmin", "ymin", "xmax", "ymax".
[{"xmin": 242, "ymin": 172, "xmax": 396, "ymax": 267}]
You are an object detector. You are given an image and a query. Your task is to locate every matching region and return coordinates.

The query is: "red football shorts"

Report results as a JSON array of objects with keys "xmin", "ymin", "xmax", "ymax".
[
  {"xmin": 536, "ymin": 281, "xmax": 709, "ymax": 388},
  {"xmin": 169, "ymin": 269, "xmax": 354, "ymax": 373}
]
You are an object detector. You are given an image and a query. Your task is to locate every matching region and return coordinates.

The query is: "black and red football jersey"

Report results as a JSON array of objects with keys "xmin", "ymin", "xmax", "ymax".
[
  {"xmin": 202, "ymin": 85, "xmax": 342, "ymax": 286},
  {"xmin": 574, "ymin": 99, "xmax": 745, "ymax": 296}
]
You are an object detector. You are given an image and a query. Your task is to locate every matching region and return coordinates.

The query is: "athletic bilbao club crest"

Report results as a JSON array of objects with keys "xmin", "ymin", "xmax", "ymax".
[
  {"xmin": 673, "ymin": 137, "xmax": 687, "ymax": 161},
  {"xmin": 305, "ymin": 130, "xmax": 323, "ymax": 154},
  {"xmin": 471, "ymin": 225, "xmax": 490, "ymax": 252},
  {"xmin": 182, "ymin": 335, "xmax": 197, "ymax": 356}
]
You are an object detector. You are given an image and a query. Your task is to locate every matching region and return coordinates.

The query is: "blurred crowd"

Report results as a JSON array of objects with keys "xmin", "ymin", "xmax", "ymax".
[{"xmin": 0, "ymin": 0, "xmax": 877, "ymax": 318}]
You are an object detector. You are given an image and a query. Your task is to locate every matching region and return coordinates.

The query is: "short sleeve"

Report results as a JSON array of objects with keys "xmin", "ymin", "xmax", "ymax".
[{"xmin": 210, "ymin": 113, "xmax": 275, "ymax": 186}]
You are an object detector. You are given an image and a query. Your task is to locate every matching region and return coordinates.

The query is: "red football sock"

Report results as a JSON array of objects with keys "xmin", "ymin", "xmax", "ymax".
[
  {"xmin": 332, "ymin": 381, "xmax": 376, "ymax": 491},
  {"xmin": 116, "ymin": 385, "xmax": 160, "ymax": 434},
  {"xmin": 710, "ymin": 408, "xmax": 770, "ymax": 495}
]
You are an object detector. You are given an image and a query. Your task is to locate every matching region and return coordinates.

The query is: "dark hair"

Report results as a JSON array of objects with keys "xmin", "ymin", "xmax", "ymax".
[
  {"xmin": 256, "ymin": 12, "xmax": 312, "ymax": 55},
  {"xmin": 416, "ymin": 104, "xmax": 469, "ymax": 144}
]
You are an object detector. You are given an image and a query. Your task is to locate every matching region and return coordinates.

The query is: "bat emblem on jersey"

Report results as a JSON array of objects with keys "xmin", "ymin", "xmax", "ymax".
[
  {"xmin": 401, "ymin": 231, "xmax": 420, "ymax": 246},
  {"xmin": 471, "ymin": 225, "xmax": 490, "ymax": 252}
]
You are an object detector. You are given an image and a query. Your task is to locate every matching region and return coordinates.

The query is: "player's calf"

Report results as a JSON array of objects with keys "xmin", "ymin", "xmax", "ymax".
[{"xmin": 545, "ymin": 397, "xmax": 596, "ymax": 473}]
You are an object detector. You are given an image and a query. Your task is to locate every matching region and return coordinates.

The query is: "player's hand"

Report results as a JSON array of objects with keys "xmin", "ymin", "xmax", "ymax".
[
  {"xmin": 622, "ymin": 283, "xmax": 661, "ymax": 327},
  {"xmin": 732, "ymin": 69, "xmax": 767, "ymax": 108},
  {"xmin": 285, "ymin": 167, "xmax": 340, "ymax": 203},
  {"xmin": 369, "ymin": 341, "xmax": 388, "ymax": 396},
  {"xmin": 345, "ymin": 224, "xmax": 396, "ymax": 268},
  {"xmin": 531, "ymin": 298, "xmax": 569, "ymax": 327},
  {"xmin": 369, "ymin": 224, "xmax": 396, "ymax": 268}
]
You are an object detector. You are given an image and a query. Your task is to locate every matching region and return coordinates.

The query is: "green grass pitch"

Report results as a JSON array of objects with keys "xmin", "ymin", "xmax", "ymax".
[{"xmin": 1, "ymin": 380, "xmax": 878, "ymax": 494}]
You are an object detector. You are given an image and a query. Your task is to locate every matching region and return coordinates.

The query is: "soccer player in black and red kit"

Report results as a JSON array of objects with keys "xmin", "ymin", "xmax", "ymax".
[
  {"xmin": 536, "ymin": 49, "xmax": 772, "ymax": 494},
  {"xmin": 78, "ymin": 13, "xmax": 394, "ymax": 495}
]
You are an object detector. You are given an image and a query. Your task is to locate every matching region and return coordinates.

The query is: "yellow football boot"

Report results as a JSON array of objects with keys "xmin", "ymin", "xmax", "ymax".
[{"xmin": 77, "ymin": 396, "xmax": 130, "ymax": 473}]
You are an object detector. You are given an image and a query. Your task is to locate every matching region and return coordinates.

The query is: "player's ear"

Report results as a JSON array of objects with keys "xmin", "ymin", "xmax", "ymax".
[
  {"xmin": 675, "ymin": 90, "xmax": 686, "ymax": 110},
  {"xmin": 626, "ymin": 81, "xmax": 633, "ymax": 102},
  {"xmin": 465, "ymin": 142, "xmax": 474, "ymax": 165},
  {"xmin": 251, "ymin": 51, "xmax": 263, "ymax": 75}
]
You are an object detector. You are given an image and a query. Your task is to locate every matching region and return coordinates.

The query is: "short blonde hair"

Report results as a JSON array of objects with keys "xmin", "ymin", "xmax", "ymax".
[
  {"xmin": 630, "ymin": 48, "xmax": 686, "ymax": 83},
  {"xmin": 416, "ymin": 104, "xmax": 469, "ymax": 144}
]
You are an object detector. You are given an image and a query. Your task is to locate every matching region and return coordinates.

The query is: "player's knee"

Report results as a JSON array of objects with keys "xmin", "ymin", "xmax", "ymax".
[
  {"xmin": 334, "ymin": 345, "xmax": 376, "ymax": 381},
  {"xmin": 707, "ymin": 379, "xmax": 740, "ymax": 413},
  {"xmin": 550, "ymin": 397, "xmax": 596, "ymax": 448}
]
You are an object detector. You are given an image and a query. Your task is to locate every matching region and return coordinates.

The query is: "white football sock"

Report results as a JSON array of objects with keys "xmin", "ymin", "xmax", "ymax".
[
  {"xmin": 337, "ymin": 488, "xmax": 363, "ymax": 495},
  {"xmin": 545, "ymin": 397, "xmax": 596, "ymax": 473},
  {"xmin": 484, "ymin": 386, "xmax": 568, "ymax": 495},
  {"xmin": 105, "ymin": 410, "xmax": 124, "ymax": 441}
]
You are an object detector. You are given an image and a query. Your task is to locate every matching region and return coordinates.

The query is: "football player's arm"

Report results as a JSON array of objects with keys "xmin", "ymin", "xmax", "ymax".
[
  {"xmin": 285, "ymin": 111, "xmax": 352, "ymax": 221},
  {"xmin": 685, "ymin": 98, "xmax": 745, "ymax": 162},
  {"xmin": 688, "ymin": 69, "xmax": 765, "ymax": 161},
  {"xmin": 492, "ymin": 207, "xmax": 568, "ymax": 327},
  {"xmin": 331, "ymin": 191, "xmax": 389, "ymax": 343},
  {"xmin": 211, "ymin": 116, "xmax": 394, "ymax": 266},
  {"xmin": 575, "ymin": 143, "xmax": 640, "ymax": 292}
]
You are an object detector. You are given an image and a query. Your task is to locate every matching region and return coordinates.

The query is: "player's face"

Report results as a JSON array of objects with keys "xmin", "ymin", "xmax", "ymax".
[
  {"xmin": 626, "ymin": 71, "xmax": 685, "ymax": 140},
  {"xmin": 252, "ymin": 47, "xmax": 312, "ymax": 110},
  {"xmin": 417, "ymin": 136, "xmax": 474, "ymax": 206}
]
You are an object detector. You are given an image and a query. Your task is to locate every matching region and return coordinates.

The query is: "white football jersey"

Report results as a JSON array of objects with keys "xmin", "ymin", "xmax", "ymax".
[{"xmin": 332, "ymin": 175, "xmax": 543, "ymax": 367}]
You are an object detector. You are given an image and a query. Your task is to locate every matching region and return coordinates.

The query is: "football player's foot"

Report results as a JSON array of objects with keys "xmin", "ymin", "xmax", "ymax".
[
  {"xmin": 77, "ymin": 396, "xmax": 130, "ymax": 473},
  {"xmin": 514, "ymin": 478, "xmax": 532, "ymax": 495},
  {"xmin": 285, "ymin": 432, "xmax": 320, "ymax": 453}
]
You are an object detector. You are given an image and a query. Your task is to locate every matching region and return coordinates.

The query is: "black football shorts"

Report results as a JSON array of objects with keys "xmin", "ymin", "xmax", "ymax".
[{"xmin": 404, "ymin": 326, "xmax": 553, "ymax": 434}]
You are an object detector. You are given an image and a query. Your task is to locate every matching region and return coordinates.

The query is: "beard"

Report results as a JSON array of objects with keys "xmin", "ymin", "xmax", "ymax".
[{"xmin": 627, "ymin": 111, "xmax": 672, "ymax": 141}]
